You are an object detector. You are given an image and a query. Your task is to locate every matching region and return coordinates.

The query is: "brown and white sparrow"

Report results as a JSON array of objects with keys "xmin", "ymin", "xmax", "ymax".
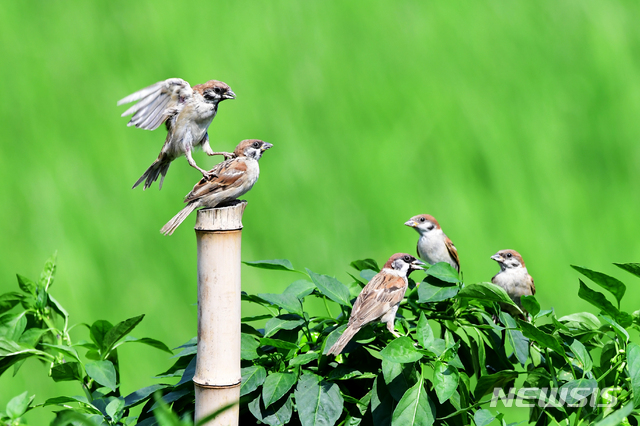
[
  {"xmin": 118, "ymin": 78, "xmax": 236, "ymax": 190},
  {"xmin": 326, "ymin": 253, "xmax": 425, "ymax": 355},
  {"xmin": 490, "ymin": 249, "xmax": 536, "ymax": 318},
  {"xmin": 404, "ymin": 214, "xmax": 460, "ymax": 272},
  {"xmin": 160, "ymin": 140, "xmax": 272, "ymax": 235}
]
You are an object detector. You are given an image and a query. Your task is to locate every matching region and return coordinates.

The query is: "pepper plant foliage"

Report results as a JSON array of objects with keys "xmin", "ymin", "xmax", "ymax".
[{"xmin": 1, "ymin": 255, "xmax": 640, "ymax": 425}]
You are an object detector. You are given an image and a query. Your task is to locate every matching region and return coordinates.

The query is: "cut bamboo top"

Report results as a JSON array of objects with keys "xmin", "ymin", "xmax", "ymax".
[{"xmin": 194, "ymin": 200, "xmax": 247, "ymax": 231}]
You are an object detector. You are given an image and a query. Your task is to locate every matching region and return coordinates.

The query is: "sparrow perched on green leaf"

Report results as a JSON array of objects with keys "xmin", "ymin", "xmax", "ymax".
[
  {"xmin": 405, "ymin": 214, "xmax": 460, "ymax": 272},
  {"xmin": 326, "ymin": 253, "xmax": 424, "ymax": 355},
  {"xmin": 491, "ymin": 249, "xmax": 535, "ymax": 318}
]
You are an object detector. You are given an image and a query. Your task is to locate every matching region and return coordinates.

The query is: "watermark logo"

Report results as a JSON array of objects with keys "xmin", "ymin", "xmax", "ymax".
[{"xmin": 490, "ymin": 387, "xmax": 620, "ymax": 408}]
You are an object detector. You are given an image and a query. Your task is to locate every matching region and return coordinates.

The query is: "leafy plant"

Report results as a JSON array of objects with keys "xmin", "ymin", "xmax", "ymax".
[{"xmin": 2, "ymin": 255, "xmax": 640, "ymax": 425}]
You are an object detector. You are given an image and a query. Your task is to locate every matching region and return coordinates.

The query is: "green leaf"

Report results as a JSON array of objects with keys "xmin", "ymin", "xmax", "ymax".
[
  {"xmin": 16, "ymin": 275, "xmax": 36, "ymax": 295},
  {"xmin": 39, "ymin": 252, "xmax": 57, "ymax": 290},
  {"xmin": 85, "ymin": 360, "xmax": 117, "ymax": 392},
  {"xmin": 371, "ymin": 375, "xmax": 394, "ymax": 425},
  {"xmin": 243, "ymin": 259, "xmax": 296, "ymax": 272},
  {"xmin": 241, "ymin": 333, "xmax": 260, "ymax": 360},
  {"xmin": 382, "ymin": 359, "xmax": 418, "ymax": 401},
  {"xmin": 106, "ymin": 397, "xmax": 125, "ymax": 422},
  {"xmin": 614, "ymin": 262, "xmax": 640, "ymax": 279},
  {"xmin": 102, "ymin": 314, "xmax": 145, "ymax": 354},
  {"xmin": 521, "ymin": 295, "xmax": 540, "ymax": 316},
  {"xmin": 457, "ymin": 283, "xmax": 520, "ymax": 310},
  {"xmin": 0, "ymin": 292, "xmax": 23, "ymax": 315},
  {"xmin": 391, "ymin": 372, "xmax": 434, "ymax": 426},
  {"xmin": 283, "ymin": 280, "xmax": 316, "ymax": 299},
  {"xmin": 474, "ymin": 370, "xmax": 518, "ymax": 399},
  {"xmin": 474, "ymin": 409, "xmax": 496, "ymax": 426},
  {"xmin": 289, "ymin": 352, "xmax": 319, "ymax": 367},
  {"xmin": 260, "ymin": 338, "xmax": 299, "ymax": 350},
  {"xmin": 262, "ymin": 372, "xmax": 297, "ymax": 408},
  {"xmin": 518, "ymin": 321, "xmax": 565, "ymax": 356},
  {"xmin": 248, "ymin": 394, "xmax": 293, "ymax": 426},
  {"xmin": 6, "ymin": 391, "xmax": 34, "ymax": 420},
  {"xmin": 306, "ymin": 269, "xmax": 352, "ymax": 307},
  {"xmin": 627, "ymin": 342, "xmax": 640, "ymax": 409},
  {"xmin": 41, "ymin": 343, "xmax": 81, "ymax": 362},
  {"xmin": 577, "ymin": 280, "xmax": 632, "ymax": 327},
  {"xmin": 360, "ymin": 269, "xmax": 377, "ymax": 282},
  {"xmin": 264, "ymin": 316, "xmax": 304, "ymax": 338},
  {"xmin": 294, "ymin": 373, "xmax": 343, "ymax": 426},
  {"xmin": 115, "ymin": 336, "xmax": 172, "ymax": 354},
  {"xmin": 572, "ymin": 265, "xmax": 626, "ymax": 306},
  {"xmin": 433, "ymin": 361, "xmax": 458, "ymax": 404},
  {"xmin": 417, "ymin": 281, "xmax": 459, "ymax": 303},
  {"xmin": 351, "ymin": 259, "xmax": 380, "ymax": 272},
  {"xmin": 560, "ymin": 379, "xmax": 597, "ymax": 405},
  {"xmin": 241, "ymin": 365, "xmax": 267, "ymax": 397},
  {"xmin": 500, "ymin": 312, "xmax": 528, "ymax": 366},
  {"xmin": 380, "ymin": 337, "xmax": 423, "ymax": 363},
  {"xmin": 18, "ymin": 328, "xmax": 46, "ymax": 347},
  {"xmin": 424, "ymin": 262, "xmax": 460, "ymax": 283},
  {"xmin": 0, "ymin": 312, "xmax": 27, "ymax": 341},
  {"xmin": 124, "ymin": 384, "xmax": 169, "ymax": 408},
  {"xmin": 44, "ymin": 395, "xmax": 91, "ymax": 407},
  {"xmin": 90, "ymin": 320, "xmax": 113, "ymax": 351},
  {"xmin": 558, "ymin": 312, "xmax": 601, "ymax": 331},
  {"xmin": 258, "ymin": 293, "xmax": 304, "ymax": 316},
  {"xmin": 51, "ymin": 362, "xmax": 84, "ymax": 382},
  {"xmin": 415, "ymin": 313, "xmax": 434, "ymax": 349},
  {"xmin": 592, "ymin": 402, "xmax": 634, "ymax": 426},
  {"xmin": 600, "ymin": 314, "xmax": 630, "ymax": 343},
  {"xmin": 569, "ymin": 338, "xmax": 592, "ymax": 373}
]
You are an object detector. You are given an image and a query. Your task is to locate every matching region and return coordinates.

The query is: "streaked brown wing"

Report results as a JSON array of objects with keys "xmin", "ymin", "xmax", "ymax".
[
  {"xmin": 184, "ymin": 159, "xmax": 247, "ymax": 203},
  {"xmin": 528, "ymin": 274, "xmax": 536, "ymax": 295},
  {"xmin": 348, "ymin": 273, "xmax": 407, "ymax": 326},
  {"xmin": 118, "ymin": 78, "xmax": 193, "ymax": 131},
  {"xmin": 444, "ymin": 235, "xmax": 460, "ymax": 271}
]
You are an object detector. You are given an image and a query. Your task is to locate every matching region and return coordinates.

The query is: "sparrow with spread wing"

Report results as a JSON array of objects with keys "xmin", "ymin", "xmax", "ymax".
[
  {"xmin": 490, "ymin": 249, "xmax": 536, "ymax": 318},
  {"xmin": 118, "ymin": 78, "xmax": 236, "ymax": 190},
  {"xmin": 160, "ymin": 139, "xmax": 272, "ymax": 235},
  {"xmin": 404, "ymin": 214, "xmax": 460, "ymax": 272},
  {"xmin": 326, "ymin": 253, "xmax": 425, "ymax": 356}
]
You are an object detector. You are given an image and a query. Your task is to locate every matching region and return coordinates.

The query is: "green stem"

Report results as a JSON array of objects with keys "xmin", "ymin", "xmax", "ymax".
[
  {"xmin": 323, "ymin": 297, "xmax": 333, "ymax": 318},
  {"xmin": 546, "ymin": 348, "xmax": 559, "ymax": 388}
]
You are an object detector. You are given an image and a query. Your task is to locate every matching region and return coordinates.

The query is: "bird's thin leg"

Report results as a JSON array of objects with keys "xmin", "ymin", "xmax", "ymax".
[
  {"xmin": 386, "ymin": 321, "xmax": 401, "ymax": 338},
  {"xmin": 202, "ymin": 134, "xmax": 235, "ymax": 160},
  {"xmin": 185, "ymin": 149, "xmax": 216, "ymax": 179}
]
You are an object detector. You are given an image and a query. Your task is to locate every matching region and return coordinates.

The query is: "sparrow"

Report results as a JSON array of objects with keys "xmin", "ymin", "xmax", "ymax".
[
  {"xmin": 118, "ymin": 78, "xmax": 236, "ymax": 190},
  {"xmin": 490, "ymin": 249, "xmax": 536, "ymax": 318},
  {"xmin": 326, "ymin": 253, "xmax": 425, "ymax": 356},
  {"xmin": 160, "ymin": 140, "xmax": 272, "ymax": 236},
  {"xmin": 404, "ymin": 214, "xmax": 460, "ymax": 272}
]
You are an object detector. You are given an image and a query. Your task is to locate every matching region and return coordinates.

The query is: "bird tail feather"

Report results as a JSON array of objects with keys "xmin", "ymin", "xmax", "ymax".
[
  {"xmin": 326, "ymin": 325, "xmax": 360, "ymax": 356},
  {"xmin": 160, "ymin": 203, "xmax": 199, "ymax": 236},
  {"xmin": 133, "ymin": 157, "xmax": 171, "ymax": 190}
]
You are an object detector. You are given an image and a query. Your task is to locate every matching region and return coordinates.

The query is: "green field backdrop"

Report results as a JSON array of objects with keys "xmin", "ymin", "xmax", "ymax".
[{"xmin": 2, "ymin": 1, "xmax": 640, "ymax": 423}]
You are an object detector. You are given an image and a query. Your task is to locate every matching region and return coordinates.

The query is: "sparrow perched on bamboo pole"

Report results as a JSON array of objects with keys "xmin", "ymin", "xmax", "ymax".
[
  {"xmin": 160, "ymin": 140, "xmax": 272, "ymax": 236},
  {"xmin": 490, "ymin": 249, "xmax": 536, "ymax": 318},
  {"xmin": 326, "ymin": 253, "xmax": 425, "ymax": 356},
  {"xmin": 118, "ymin": 78, "xmax": 236, "ymax": 190},
  {"xmin": 404, "ymin": 214, "xmax": 460, "ymax": 272}
]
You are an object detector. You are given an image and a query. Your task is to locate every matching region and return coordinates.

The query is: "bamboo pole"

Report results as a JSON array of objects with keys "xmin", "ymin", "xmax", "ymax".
[{"xmin": 193, "ymin": 200, "xmax": 246, "ymax": 426}]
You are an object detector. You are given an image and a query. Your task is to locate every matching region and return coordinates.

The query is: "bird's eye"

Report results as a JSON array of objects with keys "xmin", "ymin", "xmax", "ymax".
[
  {"xmin": 403, "ymin": 255, "xmax": 411, "ymax": 262},
  {"xmin": 506, "ymin": 253, "xmax": 512, "ymax": 258},
  {"xmin": 213, "ymin": 87, "xmax": 222, "ymax": 94},
  {"xmin": 252, "ymin": 141, "xmax": 261, "ymax": 148},
  {"xmin": 419, "ymin": 217, "xmax": 426, "ymax": 222}
]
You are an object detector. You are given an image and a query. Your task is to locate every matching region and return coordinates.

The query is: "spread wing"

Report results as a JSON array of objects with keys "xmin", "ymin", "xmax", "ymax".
[
  {"xmin": 184, "ymin": 159, "xmax": 247, "ymax": 203},
  {"xmin": 348, "ymin": 272, "xmax": 407, "ymax": 327},
  {"xmin": 444, "ymin": 235, "xmax": 460, "ymax": 272},
  {"xmin": 117, "ymin": 78, "xmax": 193, "ymax": 131}
]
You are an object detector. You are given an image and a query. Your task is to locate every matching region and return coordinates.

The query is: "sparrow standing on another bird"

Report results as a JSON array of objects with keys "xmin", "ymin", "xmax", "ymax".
[
  {"xmin": 490, "ymin": 249, "xmax": 536, "ymax": 318},
  {"xmin": 160, "ymin": 140, "xmax": 272, "ymax": 235},
  {"xmin": 404, "ymin": 214, "xmax": 460, "ymax": 272},
  {"xmin": 118, "ymin": 78, "xmax": 236, "ymax": 190},
  {"xmin": 326, "ymin": 253, "xmax": 425, "ymax": 356}
]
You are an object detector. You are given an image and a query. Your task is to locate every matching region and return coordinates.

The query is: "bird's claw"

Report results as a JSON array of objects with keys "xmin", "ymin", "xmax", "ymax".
[{"xmin": 202, "ymin": 171, "xmax": 218, "ymax": 181}]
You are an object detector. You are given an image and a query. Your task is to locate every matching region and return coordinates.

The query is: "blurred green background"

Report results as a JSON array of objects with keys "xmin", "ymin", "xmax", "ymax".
[{"xmin": 2, "ymin": 0, "xmax": 640, "ymax": 423}]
